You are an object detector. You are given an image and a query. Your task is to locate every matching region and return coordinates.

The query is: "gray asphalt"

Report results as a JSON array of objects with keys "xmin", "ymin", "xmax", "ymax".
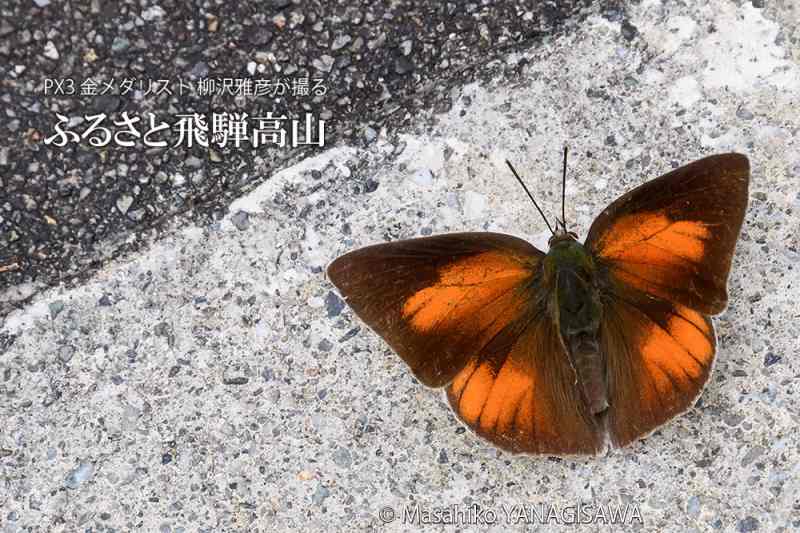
[{"xmin": 0, "ymin": 0, "xmax": 619, "ymax": 319}]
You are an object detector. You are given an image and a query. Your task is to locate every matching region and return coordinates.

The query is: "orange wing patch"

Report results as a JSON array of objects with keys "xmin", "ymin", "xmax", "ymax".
[
  {"xmin": 446, "ymin": 320, "xmax": 604, "ymax": 455},
  {"xmin": 595, "ymin": 213, "xmax": 716, "ymax": 303},
  {"xmin": 605, "ymin": 297, "xmax": 716, "ymax": 447},
  {"xmin": 597, "ymin": 212, "xmax": 711, "ymax": 262},
  {"xmin": 402, "ymin": 251, "xmax": 531, "ymax": 332},
  {"xmin": 327, "ymin": 233, "xmax": 545, "ymax": 388},
  {"xmin": 480, "ymin": 358, "xmax": 535, "ymax": 433},
  {"xmin": 448, "ymin": 352, "xmax": 541, "ymax": 450},
  {"xmin": 450, "ymin": 355, "xmax": 533, "ymax": 433},
  {"xmin": 636, "ymin": 304, "xmax": 714, "ymax": 405},
  {"xmin": 667, "ymin": 305, "xmax": 714, "ymax": 363}
]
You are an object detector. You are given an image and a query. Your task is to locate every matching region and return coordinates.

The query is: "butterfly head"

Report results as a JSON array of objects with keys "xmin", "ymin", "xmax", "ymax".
[{"xmin": 547, "ymin": 229, "xmax": 579, "ymax": 248}]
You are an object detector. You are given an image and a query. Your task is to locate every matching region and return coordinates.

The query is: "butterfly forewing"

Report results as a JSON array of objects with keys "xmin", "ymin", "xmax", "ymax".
[
  {"xmin": 586, "ymin": 154, "xmax": 749, "ymax": 314},
  {"xmin": 327, "ymin": 233, "xmax": 544, "ymax": 387}
]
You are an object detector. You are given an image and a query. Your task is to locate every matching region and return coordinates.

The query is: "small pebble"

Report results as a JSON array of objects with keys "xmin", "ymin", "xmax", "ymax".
[
  {"xmin": 438, "ymin": 449, "xmax": 449, "ymax": 464},
  {"xmin": 686, "ymin": 495, "xmax": 700, "ymax": 516},
  {"xmin": 412, "ymin": 168, "xmax": 433, "ymax": 187},
  {"xmin": 741, "ymin": 446, "xmax": 765, "ymax": 466},
  {"xmin": 463, "ymin": 191, "xmax": 487, "ymax": 219},
  {"xmin": 723, "ymin": 413, "xmax": 745, "ymax": 427},
  {"xmin": 116, "ymin": 195, "xmax": 134, "ymax": 214},
  {"xmin": 736, "ymin": 107, "xmax": 755, "ymax": 120},
  {"xmin": 313, "ymin": 55, "xmax": 335, "ymax": 73},
  {"xmin": 737, "ymin": 516, "xmax": 760, "ymax": 532},
  {"xmin": 331, "ymin": 35, "xmax": 351, "ymax": 51},
  {"xmin": 223, "ymin": 374, "xmax": 249, "ymax": 385},
  {"xmin": 394, "ymin": 56, "xmax": 414, "ymax": 75},
  {"xmin": 364, "ymin": 178, "xmax": 379, "ymax": 193},
  {"xmin": 57, "ymin": 345, "xmax": 75, "ymax": 363},
  {"xmin": 111, "ymin": 37, "xmax": 130, "ymax": 54},
  {"xmin": 338, "ymin": 327, "xmax": 360, "ymax": 343},
  {"xmin": 42, "ymin": 40, "xmax": 59, "ymax": 60},
  {"xmin": 325, "ymin": 291, "xmax": 344, "ymax": 318},
  {"xmin": 332, "ymin": 447, "xmax": 352, "ymax": 468},
  {"xmin": 49, "ymin": 301, "xmax": 65, "ymax": 318},
  {"xmin": 312, "ymin": 484, "xmax": 330, "ymax": 505},
  {"xmin": 65, "ymin": 462, "xmax": 94, "ymax": 489},
  {"xmin": 207, "ymin": 14, "xmax": 219, "ymax": 33},
  {"xmin": 141, "ymin": 6, "xmax": 165, "ymax": 21},
  {"xmin": 231, "ymin": 211, "xmax": 250, "ymax": 231},
  {"xmin": 621, "ymin": 20, "xmax": 639, "ymax": 41},
  {"xmin": 185, "ymin": 156, "xmax": 204, "ymax": 168}
]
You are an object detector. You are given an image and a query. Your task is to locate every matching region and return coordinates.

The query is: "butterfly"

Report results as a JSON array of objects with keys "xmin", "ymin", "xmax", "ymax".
[{"xmin": 327, "ymin": 152, "xmax": 749, "ymax": 456}]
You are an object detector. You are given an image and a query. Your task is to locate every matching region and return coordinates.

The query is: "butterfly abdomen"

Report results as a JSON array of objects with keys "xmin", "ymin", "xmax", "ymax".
[{"xmin": 545, "ymin": 239, "xmax": 608, "ymax": 415}]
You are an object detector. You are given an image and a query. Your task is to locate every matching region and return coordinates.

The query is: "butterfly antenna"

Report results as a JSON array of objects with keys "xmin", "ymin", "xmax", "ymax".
[
  {"xmin": 561, "ymin": 146, "xmax": 568, "ymax": 232},
  {"xmin": 505, "ymin": 160, "xmax": 556, "ymax": 236}
]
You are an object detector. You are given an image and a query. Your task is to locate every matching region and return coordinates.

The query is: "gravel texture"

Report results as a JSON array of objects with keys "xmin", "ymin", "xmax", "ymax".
[{"xmin": 2, "ymin": 0, "xmax": 799, "ymax": 532}]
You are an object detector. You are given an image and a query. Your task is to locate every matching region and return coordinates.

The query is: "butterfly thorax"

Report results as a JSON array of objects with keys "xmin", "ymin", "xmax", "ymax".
[{"xmin": 543, "ymin": 236, "xmax": 608, "ymax": 416}]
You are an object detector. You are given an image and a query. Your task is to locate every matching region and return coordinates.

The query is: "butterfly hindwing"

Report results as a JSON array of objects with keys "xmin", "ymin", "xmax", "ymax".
[
  {"xmin": 446, "ymin": 311, "xmax": 604, "ymax": 455},
  {"xmin": 587, "ymin": 153, "xmax": 749, "ymax": 445},
  {"xmin": 601, "ymin": 286, "xmax": 717, "ymax": 446}
]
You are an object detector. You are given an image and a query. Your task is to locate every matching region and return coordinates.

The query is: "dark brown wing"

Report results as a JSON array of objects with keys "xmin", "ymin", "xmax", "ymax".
[
  {"xmin": 601, "ymin": 286, "xmax": 716, "ymax": 447},
  {"xmin": 446, "ymin": 310, "xmax": 604, "ymax": 455},
  {"xmin": 328, "ymin": 232, "xmax": 604, "ymax": 454},
  {"xmin": 327, "ymin": 233, "xmax": 544, "ymax": 387},
  {"xmin": 585, "ymin": 154, "xmax": 749, "ymax": 446},
  {"xmin": 586, "ymin": 153, "xmax": 749, "ymax": 314}
]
